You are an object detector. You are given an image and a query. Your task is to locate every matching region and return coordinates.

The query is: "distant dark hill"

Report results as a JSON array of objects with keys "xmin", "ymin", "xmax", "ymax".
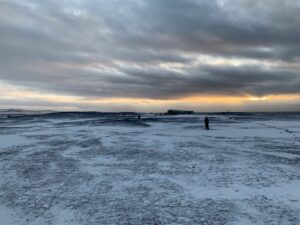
[{"xmin": 165, "ymin": 109, "xmax": 194, "ymax": 115}]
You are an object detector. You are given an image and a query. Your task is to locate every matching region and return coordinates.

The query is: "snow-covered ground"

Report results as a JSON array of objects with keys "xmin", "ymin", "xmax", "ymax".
[{"xmin": 0, "ymin": 112, "xmax": 300, "ymax": 225}]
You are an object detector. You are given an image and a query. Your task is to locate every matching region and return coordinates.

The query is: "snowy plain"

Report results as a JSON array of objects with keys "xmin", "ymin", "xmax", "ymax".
[{"xmin": 0, "ymin": 111, "xmax": 300, "ymax": 225}]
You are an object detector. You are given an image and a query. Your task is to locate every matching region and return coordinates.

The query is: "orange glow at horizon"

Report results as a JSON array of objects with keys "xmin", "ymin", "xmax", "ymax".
[{"xmin": 1, "ymin": 84, "xmax": 300, "ymax": 109}]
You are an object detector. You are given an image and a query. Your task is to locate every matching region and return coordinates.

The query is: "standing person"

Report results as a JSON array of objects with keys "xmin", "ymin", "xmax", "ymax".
[{"xmin": 204, "ymin": 116, "xmax": 209, "ymax": 130}]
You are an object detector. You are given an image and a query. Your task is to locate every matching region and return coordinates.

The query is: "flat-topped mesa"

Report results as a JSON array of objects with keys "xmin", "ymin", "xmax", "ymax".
[{"xmin": 165, "ymin": 109, "xmax": 194, "ymax": 115}]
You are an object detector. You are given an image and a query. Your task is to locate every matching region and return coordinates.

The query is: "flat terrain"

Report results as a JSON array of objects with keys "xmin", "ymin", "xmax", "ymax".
[{"xmin": 0, "ymin": 112, "xmax": 300, "ymax": 225}]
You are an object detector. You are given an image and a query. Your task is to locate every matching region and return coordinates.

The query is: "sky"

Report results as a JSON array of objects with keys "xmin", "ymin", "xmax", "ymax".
[{"xmin": 1, "ymin": 0, "xmax": 300, "ymax": 112}]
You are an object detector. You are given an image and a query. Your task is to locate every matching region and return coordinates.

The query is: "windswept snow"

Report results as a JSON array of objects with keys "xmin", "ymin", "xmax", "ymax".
[{"xmin": 0, "ymin": 112, "xmax": 300, "ymax": 224}]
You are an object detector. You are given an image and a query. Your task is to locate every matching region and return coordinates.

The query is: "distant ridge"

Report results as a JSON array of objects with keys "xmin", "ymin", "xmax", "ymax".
[{"xmin": 165, "ymin": 109, "xmax": 194, "ymax": 115}]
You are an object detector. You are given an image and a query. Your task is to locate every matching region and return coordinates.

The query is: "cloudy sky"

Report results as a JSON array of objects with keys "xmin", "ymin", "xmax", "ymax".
[{"xmin": 1, "ymin": 0, "xmax": 300, "ymax": 112}]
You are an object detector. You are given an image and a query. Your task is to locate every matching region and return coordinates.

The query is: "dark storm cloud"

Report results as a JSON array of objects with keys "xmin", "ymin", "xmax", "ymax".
[
  {"xmin": 100, "ymin": 0, "xmax": 300, "ymax": 60},
  {"xmin": 106, "ymin": 65, "xmax": 300, "ymax": 99},
  {"xmin": 1, "ymin": 0, "xmax": 300, "ymax": 103},
  {"xmin": 3, "ymin": 62, "xmax": 299, "ymax": 100}
]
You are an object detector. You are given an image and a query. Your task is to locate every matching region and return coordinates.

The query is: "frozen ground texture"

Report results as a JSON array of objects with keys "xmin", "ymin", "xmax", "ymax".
[{"xmin": 0, "ymin": 111, "xmax": 300, "ymax": 225}]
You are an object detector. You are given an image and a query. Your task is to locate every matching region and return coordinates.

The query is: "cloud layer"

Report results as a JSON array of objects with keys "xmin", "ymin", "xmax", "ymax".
[{"xmin": 1, "ymin": 0, "xmax": 300, "ymax": 111}]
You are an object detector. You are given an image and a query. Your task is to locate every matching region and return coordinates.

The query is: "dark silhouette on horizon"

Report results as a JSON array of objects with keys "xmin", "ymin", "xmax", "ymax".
[{"xmin": 204, "ymin": 117, "xmax": 209, "ymax": 130}]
